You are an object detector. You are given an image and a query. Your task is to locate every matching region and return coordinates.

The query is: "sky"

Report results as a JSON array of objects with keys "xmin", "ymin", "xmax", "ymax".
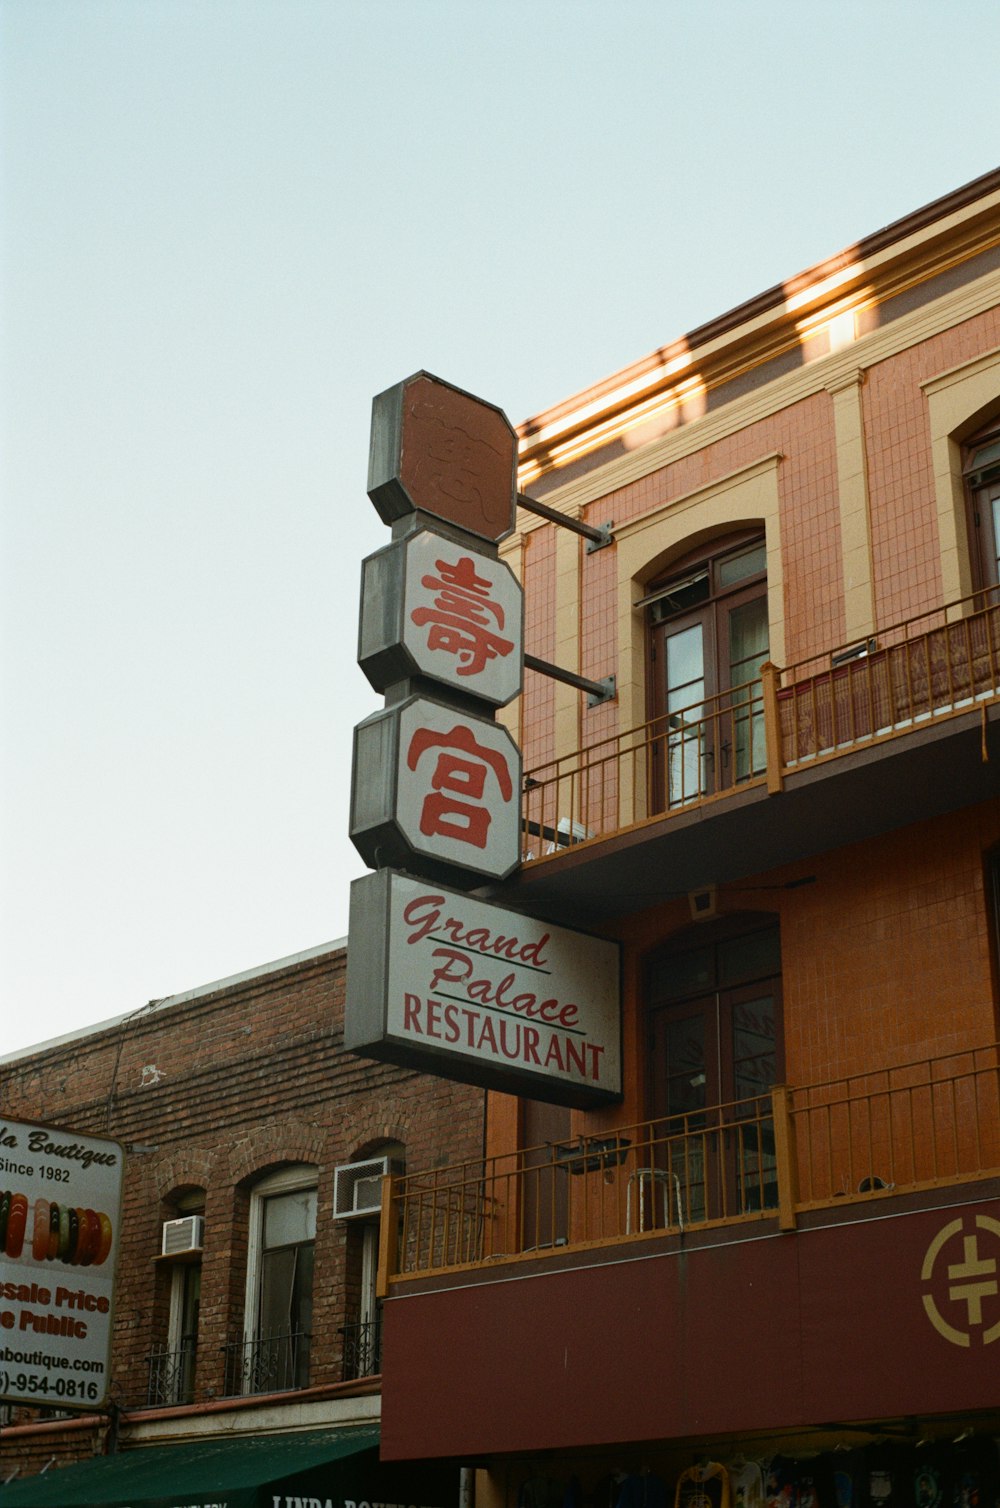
[{"xmin": 2, "ymin": 0, "xmax": 999, "ymax": 1056}]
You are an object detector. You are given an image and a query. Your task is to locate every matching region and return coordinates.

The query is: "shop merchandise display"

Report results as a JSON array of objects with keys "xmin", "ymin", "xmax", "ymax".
[{"xmin": 518, "ymin": 1437, "xmax": 999, "ymax": 1508}]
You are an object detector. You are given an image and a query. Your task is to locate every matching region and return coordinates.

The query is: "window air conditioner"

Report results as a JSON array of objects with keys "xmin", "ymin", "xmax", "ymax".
[
  {"xmin": 161, "ymin": 1215, "xmax": 204, "ymax": 1257},
  {"xmin": 333, "ymin": 1157, "xmax": 404, "ymax": 1220}
]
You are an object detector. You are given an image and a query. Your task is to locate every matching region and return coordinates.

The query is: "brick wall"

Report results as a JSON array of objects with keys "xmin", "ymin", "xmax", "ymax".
[{"xmin": 0, "ymin": 944, "xmax": 485, "ymax": 1474}]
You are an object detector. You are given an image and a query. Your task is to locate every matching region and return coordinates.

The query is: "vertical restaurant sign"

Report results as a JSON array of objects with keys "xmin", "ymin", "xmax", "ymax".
[
  {"xmin": 358, "ymin": 528, "xmax": 524, "ymax": 707},
  {"xmin": 0, "ymin": 1119, "xmax": 124, "ymax": 1411},
  {"xmin": 345, "ymin": 870, "xmax": 622, "ymax": 1107},
  {"xmin": 351, "ymin": 696, "xmax": 522, "ymax": 881},
  {"xmin": 367, "ymin": 371, "xmax": 518, "ymax": 544}
]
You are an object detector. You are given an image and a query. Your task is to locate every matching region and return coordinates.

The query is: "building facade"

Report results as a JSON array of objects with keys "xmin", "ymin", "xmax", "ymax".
[
  {"xmin": 374, "ymin": 170, "xmax": 1000, "ymax": 1508},
  {"xmin": 0, "ymin": 940, "xmax": 483, "ymax": 1503}
]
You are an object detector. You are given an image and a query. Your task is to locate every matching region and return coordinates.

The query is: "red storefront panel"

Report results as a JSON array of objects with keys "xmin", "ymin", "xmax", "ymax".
[{"xmin": 380, "ymin": 1196, "xmax": 1000, "ymax": 1460}]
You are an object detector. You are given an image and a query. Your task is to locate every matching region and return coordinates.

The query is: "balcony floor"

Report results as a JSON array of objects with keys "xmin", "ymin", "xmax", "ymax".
[{"xmin": 493, "ymin": 698, "xmax": 1000, "ymax": 927}]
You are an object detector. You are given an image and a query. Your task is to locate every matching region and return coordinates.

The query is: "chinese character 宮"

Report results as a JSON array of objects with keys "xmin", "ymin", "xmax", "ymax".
[
  {"xmin": 410, "ymin": 555, "xmax": 515, "ymax": 679},
  {"xmin": 407, "ymin": 722, "xmax": 514, "ymax": 849}
]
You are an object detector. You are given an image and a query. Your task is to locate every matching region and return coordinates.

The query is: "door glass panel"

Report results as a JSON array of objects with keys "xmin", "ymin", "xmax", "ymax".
[
  {"xmin": 661, "ymin": 1013, "xmax": 707, "ymax": 1224},
  {"xmin": 731, "ymin": 994, "xmax": 777, "ymax": 1102},
  {"xmin": 666, "ymin": 623, "xmax": 705, "ymax": 804},
  {"xmin": 728, "ymin": 596, "xmax": 769, "ymax": 780},
  {"xmin": 730, "ymin": 992, "xmax": 778, "ymax": 1213},
  {"xmin": 990, "ymin": 493, "xmax": 1000, "ymax": 584},
  {"xmin": 662, "ymin": 1014, "xmax": 706, "ymax": 1120}
]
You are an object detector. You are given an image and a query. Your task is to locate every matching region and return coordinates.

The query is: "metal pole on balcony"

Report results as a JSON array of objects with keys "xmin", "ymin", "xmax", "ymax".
[
  {"xmin": 760, "ymin": 661, "xmax": 785, "ymax": 794},
  {"xmin": 771, "ymin": 1085, "xmax": 798, "ymax": 1231},
  {"xmin": 376, "ymin": 1170, "xmax": 398, "ymax": 1299}
]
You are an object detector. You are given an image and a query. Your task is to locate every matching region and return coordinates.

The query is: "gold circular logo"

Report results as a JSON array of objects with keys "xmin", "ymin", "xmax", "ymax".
[{"xmin": 921, "ymin": 1214, "xmax": 1000, "ymax": 1346}]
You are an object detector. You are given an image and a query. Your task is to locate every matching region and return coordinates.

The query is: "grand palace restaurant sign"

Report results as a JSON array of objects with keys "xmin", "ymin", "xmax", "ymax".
[
  {"xmin": 345, "ymin": 372, "xmax": 622, "ymax": 1108},
  {"xmin": 346, "ymin": 871, "xmax": 621, "ymax": 1107}
]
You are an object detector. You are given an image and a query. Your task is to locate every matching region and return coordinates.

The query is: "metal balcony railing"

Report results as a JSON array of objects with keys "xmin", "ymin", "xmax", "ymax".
[
  {"xmin": 520, "ymin": 587, "xmax": 1000, "ymax": 863},
  {"xmin": 788, "ymin": 1042, "xmax": 1000, "ymax": 1206},
  {"xmin": 221, "ymin": 1330, "xmax": 310, "ymax": 1396},
  {"xmin": 339, "ymin": 1316, "xmax": 382, "ymax": 1380},
  {"xmin": 380, "ymin": 1042, "xmax": 1000, "ymax": 1283},
  {"xmin": 146, "ymin": 1338, "xmax": 197, "ymax": 1406}
]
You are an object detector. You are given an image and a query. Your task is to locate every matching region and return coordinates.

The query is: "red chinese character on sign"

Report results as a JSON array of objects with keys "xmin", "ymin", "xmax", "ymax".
[
  {"xmin": 407, "ymin": 723, "xmax": 514, "ymax": 849},
  {"xmin": 410, "ymin": 555, "xmax": 515, "ymax": 678}
]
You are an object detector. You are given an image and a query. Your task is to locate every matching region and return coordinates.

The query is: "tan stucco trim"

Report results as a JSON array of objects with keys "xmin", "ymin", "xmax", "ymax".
[
  {"xmin": 827, "ymin": 369, "xmax": 876, "ymax": 639},
  {"xmin": 613, "ymin": 455, "xmax": 784, "ymax": 753},
  {"xmin": 922, "ymin": 344, "xmax": 1000, "ymax": 603}
]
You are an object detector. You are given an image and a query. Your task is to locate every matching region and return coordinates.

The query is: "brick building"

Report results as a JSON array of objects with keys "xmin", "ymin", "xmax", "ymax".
[
  {"xmin": 1, "ymin": 939, "xmax": 483, "ymax": 1504},
  {"xmin": 371, "ymin": 170, "xmax": 1000, "ymax": 1508}
]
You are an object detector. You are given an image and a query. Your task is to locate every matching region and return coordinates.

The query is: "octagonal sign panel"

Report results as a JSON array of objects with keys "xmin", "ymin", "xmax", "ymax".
[
  {"xmin": 351, "ymin": 695, "xmax": 521, "ymax": 881},
  {"xmin": 359, "ymin": 528, "xmax": 524, "ymax": 705},
  {"xmin": 367, "ymin": 371, "xmax": 518, "ymax": 543}
]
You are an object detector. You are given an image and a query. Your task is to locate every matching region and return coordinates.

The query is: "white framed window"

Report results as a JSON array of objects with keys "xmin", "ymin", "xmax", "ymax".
[
  {"xmin": 149, "ymin": 1191, "xmax": 204, "ymax": 1407},
  {"xmin": 241, "ymin": 1164, "xmax": 317, "ymax": 1394}
]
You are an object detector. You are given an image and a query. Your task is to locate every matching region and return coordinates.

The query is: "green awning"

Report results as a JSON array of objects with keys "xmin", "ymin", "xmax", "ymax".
[{"xmin": 1, "ymin": 1423, "xmax": 385, "ymax": 1508}]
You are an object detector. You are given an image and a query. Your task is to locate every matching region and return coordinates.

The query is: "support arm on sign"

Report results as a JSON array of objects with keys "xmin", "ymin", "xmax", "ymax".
[
  {"xmin": 524, "ymin": 653, "xmax": 616, "ymax": 707},
  {"xmin": 517, "ymin": 493, "xmax": 613, "ymax": 552}
]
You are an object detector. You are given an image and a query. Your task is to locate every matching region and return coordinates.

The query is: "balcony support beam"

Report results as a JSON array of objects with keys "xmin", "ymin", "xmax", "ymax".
[
  {"xmin": 517, "ymin": 492, "xmax": 613, "ymax": 551},
  {"xmin": 761, "ymin": 661, "xmax": 785, "ymax": 793},
  {"xmin": 772, "ymin": 1084, "xmax": 798, "ymax": 1231},
  {"xmin": 525, "ymin": 653, "xmax": 617, "ymax": 707}
]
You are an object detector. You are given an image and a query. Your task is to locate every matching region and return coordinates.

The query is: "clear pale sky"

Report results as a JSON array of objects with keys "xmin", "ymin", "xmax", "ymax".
[{"xmin": 2, "ymin": 0, "xmax": 998, "ymax": 1055}]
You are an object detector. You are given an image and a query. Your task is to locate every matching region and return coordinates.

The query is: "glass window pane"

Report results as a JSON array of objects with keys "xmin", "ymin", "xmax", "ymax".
[
  {"xmin": 259, "ymin": 1247, "xmax": 296, "ymax": 1337},
  {"xmin": 666, "ymin": 623, "xmax": 704, "ymax": 691},
  {"xmin": 718, "ymin": 928, "xmax": 781, "ymax": 987},
  {"xmin": 656, "ymin": 946, "xmax": 714, "ymax": 1001},
  {"xmin": 732, "ymin": 994, "xmax": 778, "ymax": 1099},
  {"xmin": 718, "ymin": 542, "xmax": 766, "ymax": 588},
  {"xmin": 263, "ymin": 1187, "xmax": 316, "ymax": 1249},
  {"xmin": 728, "ymin": 597, "xmax": 769, "ymax": 685}
]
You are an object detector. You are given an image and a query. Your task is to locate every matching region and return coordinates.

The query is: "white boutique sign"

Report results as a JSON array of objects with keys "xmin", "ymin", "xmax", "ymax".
[
  {"xmin": 345, "ymin": 871, "xmax": 622, "ymax": 1107},
  {"xmin": 0, "ymin": 1119, "xmax": 124, "ymax": 1411}
]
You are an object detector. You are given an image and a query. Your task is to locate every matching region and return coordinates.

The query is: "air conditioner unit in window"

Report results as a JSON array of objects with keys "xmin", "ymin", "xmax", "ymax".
[
  {"xmin": 161, "ymin": 1215, "xmax": 204, "ymax": 1257},
  {"xmin": 333, "ymin": 1157, "xmax": 404, "ymax": 1220}
]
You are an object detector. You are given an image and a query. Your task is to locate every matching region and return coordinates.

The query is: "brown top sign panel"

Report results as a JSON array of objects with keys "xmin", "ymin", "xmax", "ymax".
[{"xmin": 368, "ymin": 372, "xmax": 517, "ymax": 543}]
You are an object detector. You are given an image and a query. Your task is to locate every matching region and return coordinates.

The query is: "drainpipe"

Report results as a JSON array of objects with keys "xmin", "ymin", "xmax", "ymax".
[{"xmin": 461, "ymin": 1466, "xmax": 475, "ymax": 1508}]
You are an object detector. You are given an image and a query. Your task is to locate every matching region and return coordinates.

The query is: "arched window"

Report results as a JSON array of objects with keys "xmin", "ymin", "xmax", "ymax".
[
  {"xmin": 644, "ymin": 532, "xmax": 769, "ymax": 803},
  {"xmin": 963, "ymin": 419, "xmax": 1000, "ymax": 590},
  {"xmin": 645, "ymin": 916, "xmax": 782, "ymax": 1223},
  {"xmin": 150, "ymin": 1187, "xmax": 204, "ymax": 1406},
  {"xmin": 337, "ymin": 1142, "xmax": 405, "ymax": 1381},
  {"xmin": 237, "ymin": 1164, "xmax": 317, "ymax": 1395}
]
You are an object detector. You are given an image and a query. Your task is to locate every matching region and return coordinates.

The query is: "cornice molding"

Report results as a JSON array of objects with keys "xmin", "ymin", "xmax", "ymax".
[{"xmin": 522, "ymin": 266, "xmax": 1000, "ymax": 518}]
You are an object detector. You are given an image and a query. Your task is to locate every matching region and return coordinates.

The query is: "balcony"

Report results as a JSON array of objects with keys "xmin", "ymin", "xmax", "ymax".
[
  {"xmin": 146, "ymin": 1339, "xmax": 197, "ymax": 1406},
  {"xmin": 339, "ymin": 1316, "xmax": 382, "ymax": 1381},
  {"xmin": 509, "ymin": 588, "xmax": 1000, "ymax": 922},
  {"xmin": 221, "ymin": 1330, "xmax": 310, "ymax": 1396},
  {"xmin": 380, "ymin": 1041, "xmax": 1000, "ymax": 1284}
]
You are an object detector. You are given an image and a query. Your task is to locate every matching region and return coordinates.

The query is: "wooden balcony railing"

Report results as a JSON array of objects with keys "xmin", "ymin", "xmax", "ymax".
[
  {"xmin": 379, "ymin": 1042, "xmax": 1000, "ymax": 1285},
  {"xmin": 521, "ymin": 587, "xmax": 1000, "ymax": 863}
]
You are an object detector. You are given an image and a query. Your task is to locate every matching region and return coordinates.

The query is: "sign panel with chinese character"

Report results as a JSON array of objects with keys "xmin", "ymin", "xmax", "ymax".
[
  {"xmin": 368, "ymin": 372, "xmax": 518, "ymax": 543},
  {"xmin": 345, "ymin": 870, "xmax": 622, "ymax": 1107},
  {"xmin": 359, "ymin": 529, "xmax": 523, "ymax": 706},
  {"xmin": 0, "ymin": 1119, "xmax": 124, "ymax": 1411},
  {"xmin": 350, "ymin": 696, "xmax": 521, "ymax": 881}
]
